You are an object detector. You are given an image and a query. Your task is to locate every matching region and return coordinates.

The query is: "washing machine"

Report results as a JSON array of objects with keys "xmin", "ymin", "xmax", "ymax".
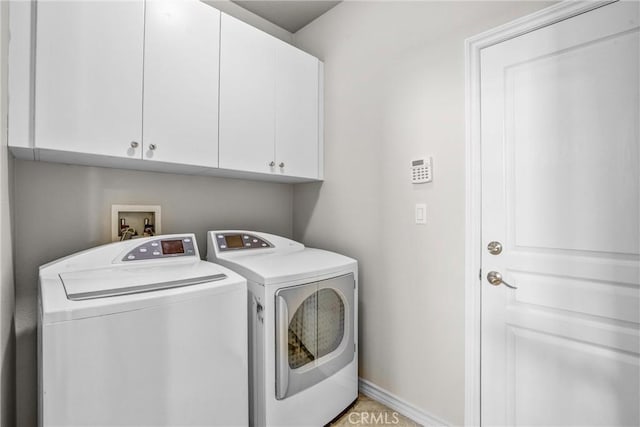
[
  {"xmin": 38, "ymin": 234, "xmax": 248, "ymax": 426},
  {"xmin": 207, "ymin": 230, "xmax": 358, "ymax": 426}
]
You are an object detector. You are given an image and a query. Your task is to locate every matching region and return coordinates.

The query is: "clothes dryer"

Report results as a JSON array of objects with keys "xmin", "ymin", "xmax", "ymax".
[
  {"xmin": 38, "ymin": 234, "xmax": 248, "ymax": 426},
  {"xmin": 207, "ymin": 230, "xmax": 358, "ymax": 426}
]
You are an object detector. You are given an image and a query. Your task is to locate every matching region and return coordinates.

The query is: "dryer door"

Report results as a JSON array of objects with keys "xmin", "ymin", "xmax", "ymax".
[{"xmin": 275, "ymin": 273, "xmax": 355, "ymax": 400}]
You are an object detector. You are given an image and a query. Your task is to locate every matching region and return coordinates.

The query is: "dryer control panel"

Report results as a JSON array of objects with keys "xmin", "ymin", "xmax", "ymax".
[
  {"xmin": 214, "ymin": 232, "xmax": 273, "ymax": 251},
  {"xmin": 121, "ymin": 236, "xmax": 196, "ymax": 261}
]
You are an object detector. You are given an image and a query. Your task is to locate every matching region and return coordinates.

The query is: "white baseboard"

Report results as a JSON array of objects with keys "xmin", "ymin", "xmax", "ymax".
[{"xmin": 358, "ymin": 378, "xmax": 449, "ymax": 427}]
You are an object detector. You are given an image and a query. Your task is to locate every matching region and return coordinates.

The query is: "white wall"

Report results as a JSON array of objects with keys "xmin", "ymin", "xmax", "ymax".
[
  {"xmin": 0, "ymin": 1, "xmax": 15, "ymax": 425},
  {"xmin": 205, "ymin": 0, "xmax": 293, "ymax": 43},
  {"xmin": 13, "ymin": 161, "xmax": 293, "ymax": 426},
  {"xmin": 292, "ymin": 2, "xmax": 552, "ymax": 424}
]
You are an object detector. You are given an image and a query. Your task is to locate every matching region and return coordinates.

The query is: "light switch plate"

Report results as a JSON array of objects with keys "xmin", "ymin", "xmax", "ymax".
[{"xmin": 415, "ymin": 203, "xmax": 427, "ymax": 224}]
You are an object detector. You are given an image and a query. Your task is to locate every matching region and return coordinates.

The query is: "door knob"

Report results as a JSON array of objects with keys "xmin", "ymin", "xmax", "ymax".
[
  {"xmin": 269, "ymin": 161, "xmax": 276, "ymax": 167},
  {"xmin": 279, "ymin": 162, "xmax": 285, "ymax": 168},
  {"xmin": 148, "ymin": 144, "xmax": 157, "ymax": 151},
  {"xmin": 130, "ymin": 141, "xmax": 139, "ymax": 148},
  {"xmin": 487, "ymin": 241, "xmax": 502, "ymax": 255},
  {"xmin": 487, "ymin": 271, "xmax": 517, "ymax": 289}
]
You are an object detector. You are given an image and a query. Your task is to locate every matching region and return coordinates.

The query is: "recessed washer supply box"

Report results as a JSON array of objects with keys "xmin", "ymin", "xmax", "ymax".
[{"xmin": 111, "ymin": 204, "xmax": 161, "ymax": 241}]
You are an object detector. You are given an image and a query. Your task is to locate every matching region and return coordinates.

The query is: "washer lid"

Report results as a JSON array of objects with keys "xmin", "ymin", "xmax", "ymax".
[{"xmin": 60, "ymin": 262, "xmax": 227, "ymax": 300}]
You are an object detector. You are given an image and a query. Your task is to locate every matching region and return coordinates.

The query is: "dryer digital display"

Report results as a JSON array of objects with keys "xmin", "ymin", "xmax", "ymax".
[
  {"xmin": 216, "ymin": 232, "xmax": 274, "ymax": 251},
  {"xmin": 225, "ymin": 235, "xmax": 244, "ymax": 249}
]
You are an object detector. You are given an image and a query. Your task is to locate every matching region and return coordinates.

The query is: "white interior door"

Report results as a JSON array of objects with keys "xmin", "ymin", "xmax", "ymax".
[{"xmin": 480, "ymin": 2, "xmax": 640, "ymax": 426}]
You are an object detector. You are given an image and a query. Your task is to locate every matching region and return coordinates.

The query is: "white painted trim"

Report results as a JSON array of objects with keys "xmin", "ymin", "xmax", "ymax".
[
  {"xmin": 358, "ymin": 378, "xmax": 449, "ymax": 427},
  {"xmin": 463, "ymin": 1, "xmax": 616, "ymax": 426}
]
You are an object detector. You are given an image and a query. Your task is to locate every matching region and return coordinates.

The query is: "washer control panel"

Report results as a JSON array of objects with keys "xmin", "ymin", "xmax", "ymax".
[
  {"xmin": 121, "ymin": 237, "xmax": 196, "ymax": 261},
  {"xmin": 215, "ymin": 232, "xmax": 273, "ymax": 251}
]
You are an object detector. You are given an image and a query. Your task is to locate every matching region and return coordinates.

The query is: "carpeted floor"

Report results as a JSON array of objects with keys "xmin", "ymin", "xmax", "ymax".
[{"xmin": 329, "ymin": 394, "xmax": 421, "ymax": 426}]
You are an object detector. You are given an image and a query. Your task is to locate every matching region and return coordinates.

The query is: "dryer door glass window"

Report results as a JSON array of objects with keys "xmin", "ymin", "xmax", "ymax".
[
  {"xmin": 316, "ymin": 289, "xmax": 345, "ymax": 359},
  {"xmin": 288, "ymin": 289, "xmax": 345, "ymax": 369},
  {"xmin": 275, "ymin": 273, "xmax": 355, "ymax": 400},
  {"xmin": 288, "ymin": 292, "xmax": 318, "ymax": 369}
]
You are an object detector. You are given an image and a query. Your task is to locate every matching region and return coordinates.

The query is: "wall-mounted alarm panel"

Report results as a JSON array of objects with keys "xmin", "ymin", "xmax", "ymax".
[{"xmin": 411, "ymin": 157, "xmax": 432, "ymax": 183}]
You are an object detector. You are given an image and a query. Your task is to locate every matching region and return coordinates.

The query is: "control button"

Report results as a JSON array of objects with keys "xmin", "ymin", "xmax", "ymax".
[
  {"xmin": 151, "ymin": 242, "xmax": 159, "ymax": 247},
  {"xmin": 187, "ymin": 249, "xmax": 194, "ymax": 253},
  {"xmin": 153, "ymin": 251, "xmax": 161, "ymax": 256},
  {"xmin": 184, "ymin": 238, "xmax": 191, "ymax": 243},
  {"xmin": 127, "ymin": 255, "xmax": 135, "ymax": 260},
  {"xmin": 252, "ymin": 239, "xmax": 258, "ymax": 243},
  {"xmin": 244, "ymin": 235, "xmax": 250, "ymax": 240},
  {"xmin": 139, "ymin": 248, "xmax": 147, "ymax": 253},
  {"xmin": 220, "ymin": 245, "xmax": 227, "ymax": 249},
  {"xmin": 218, "ymin": 235, "xmax": 224, "ymax": 239},
  {"xmin": 245, "ymin": 243, "xmax": 251, "ymax": 247},
  {"xmin": 261, "ymin": 243, "xmax": 267, "ymax": 247}
]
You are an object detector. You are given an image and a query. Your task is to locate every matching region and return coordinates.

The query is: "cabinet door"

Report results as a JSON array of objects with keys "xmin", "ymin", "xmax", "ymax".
[
  {"xmin": 275, "ymin": 42, "xmax": 320, "ymax": 179},
  {"xmin": 35, "ymin": 1, "xmax": 144, "ymax": 159},
  {"xmin": 219, "ymin": 13, "xmax": 276, "ymax": 174},
  {"xmin": 143, "ymin": 0, "xmax": 220, "ymax": 167}
]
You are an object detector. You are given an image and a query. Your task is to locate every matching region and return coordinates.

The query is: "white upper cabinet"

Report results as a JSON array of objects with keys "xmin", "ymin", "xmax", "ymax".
[
  {"xmin": 18, "ymin": 3, "xmax": 323, "ymax": 181},
  {"xmin": 219, "ymin": 13, "xmax": 322, "ymax": 179},
  {"xmin": 143, "ymin": 0, "xmax": 220, "ymax": 167},
  {"xmin": 219, "ymin": 13, "xmax": 277, "ymax": 175},
  {"xmin": 35, "ymin": 1, "xmax": 145, "ymax": 159},
  {"xmin": 275, "ymin": 41, "xmax": 320, "ymax": 179}
]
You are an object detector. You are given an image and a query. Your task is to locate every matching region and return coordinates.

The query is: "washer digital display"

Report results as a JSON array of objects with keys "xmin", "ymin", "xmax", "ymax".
[
  {"xmin": 225, "ymin": 235, "xmax": 244, "ymax": 249},
  {"xmin": 161, "ymin": 240, "xmax": 185, "ymax": 255}
]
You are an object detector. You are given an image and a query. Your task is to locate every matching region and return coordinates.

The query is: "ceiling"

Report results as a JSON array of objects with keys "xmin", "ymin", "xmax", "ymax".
[{"xmin": 231, "ymin": 1, "xmax": 341, "ymax": 33}]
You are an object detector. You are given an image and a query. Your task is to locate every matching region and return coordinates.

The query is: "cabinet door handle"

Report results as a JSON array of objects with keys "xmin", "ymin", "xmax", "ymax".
[
  {"xmin": 279, "ymin": 162, "xmax": 285, "ymax": 168},
  {"xmin": 148, "ymin": 144, "xmax": 157, "ymax": 151},
  {"xmin": 269, "ymin": 161, "xmax": 276, "ymax": 167},
  {"xmin": 130, "ymin": 141, "xmax": 139, "ymax": 148}
]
